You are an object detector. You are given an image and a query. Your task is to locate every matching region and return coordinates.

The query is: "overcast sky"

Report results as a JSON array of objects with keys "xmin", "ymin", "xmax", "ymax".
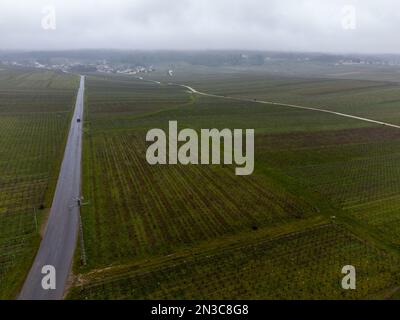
[{"xmin": 0, "ymin": 0, "xmax": 399, "ymax": 53}]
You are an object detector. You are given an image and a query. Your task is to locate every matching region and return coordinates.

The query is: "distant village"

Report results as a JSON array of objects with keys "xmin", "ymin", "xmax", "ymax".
[
  {"xmin": 2, "ymin": 54, "xmax": 400, "ymax": 76},
  {"xmin": 0, "ymin": 59, "xmax": 159, "ymax": 76},
  {"xmin": 335, "ymin": 58, "xmax": 400, "ymax": 66}
]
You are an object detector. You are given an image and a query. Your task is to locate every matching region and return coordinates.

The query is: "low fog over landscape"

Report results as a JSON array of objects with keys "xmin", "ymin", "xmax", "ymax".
[{"xmin": 1, "ymin": 0, "xmax": 400, "ymax": 54}]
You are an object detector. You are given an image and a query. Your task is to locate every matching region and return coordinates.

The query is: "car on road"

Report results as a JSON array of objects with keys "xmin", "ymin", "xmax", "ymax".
[{"xmin": 77, "ymin": 118, "xmax": 81, "ymax": 122}]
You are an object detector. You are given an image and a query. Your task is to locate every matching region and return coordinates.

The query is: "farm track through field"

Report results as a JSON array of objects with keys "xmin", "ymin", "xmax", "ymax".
[
  {"xmin": 173, "ymin": 83, "xmax": 400, "ymax": 130},
  {"xmin": 140, "ymin": 77, "xmax": 400, "ymax": 130}
]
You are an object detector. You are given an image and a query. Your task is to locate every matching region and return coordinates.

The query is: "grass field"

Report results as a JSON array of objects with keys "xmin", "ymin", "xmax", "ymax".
[
  {"xmin": 176, "ymin": 72, "xmax": 400, "ymax": 125},
  {"xmin": 70, "ymin": 224, "xmax": 400, "ymax": 300},
  {"xmin": 257, "ymin": 126, "xmax": 400, "ymax": 247},
  {"xmin": 0, "ymin": 68, "xmax": 78, "ymax": 298},
  {"xmin": 68, "ymin": 72, "xmax": 400, "ymax": 299}
]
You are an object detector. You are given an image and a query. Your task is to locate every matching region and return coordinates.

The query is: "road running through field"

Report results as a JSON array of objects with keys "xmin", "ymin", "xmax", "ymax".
[
  {"xmin": 19, "ymin": 75, "xmax": 85, "ymax": 300},
  {"xmin": 136, "ymin": 77, "xmax": 400, "ymax": 129},
  {"xmin": 175, "ymin": 83, "xmax": 400, "ymax": 130}
]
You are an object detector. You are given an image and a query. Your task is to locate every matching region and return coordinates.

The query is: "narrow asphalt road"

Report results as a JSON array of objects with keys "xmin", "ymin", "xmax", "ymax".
[{"xmin": 19, "ymin": 75, "xmax": 85, "ymax": 300}]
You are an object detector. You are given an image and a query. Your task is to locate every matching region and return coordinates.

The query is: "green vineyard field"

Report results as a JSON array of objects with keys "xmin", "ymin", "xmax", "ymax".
[
  {"xmin": 69, "ymin": 73, "xmax": 400, "ymax": 299},
  {"xmin": 0, "ymin": 68, "xmax": 78, "ymax": 298},
  {"xmin": 70, "ymin": 224, "xmax": 400, "ymax": 299}
]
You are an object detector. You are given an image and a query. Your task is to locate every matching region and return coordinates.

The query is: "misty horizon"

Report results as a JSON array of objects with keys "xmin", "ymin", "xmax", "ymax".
[
  {"xmin": 2, "ymin": 49, "xmax": 400, "ymax": 57},
  {"xmin": 1, "ymin": 0, "xmax": 400, "ymax": 54}
]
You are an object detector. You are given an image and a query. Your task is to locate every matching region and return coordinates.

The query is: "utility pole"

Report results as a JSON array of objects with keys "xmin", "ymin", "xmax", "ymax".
[
  {"xmin": 33, "ymin": 207, "xmax": 38, "ymax": 232},
  {"xmin": 77, "ymin": 196, "xmax": 89, "ymax": 266},
  {"xmin": 78, "ymin": 212, "xmax": 87, "ymax": 266}
]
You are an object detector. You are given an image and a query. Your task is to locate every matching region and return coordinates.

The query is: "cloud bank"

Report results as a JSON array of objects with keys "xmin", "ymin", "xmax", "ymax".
[{"xmin": 0, "ymin": 0, "xmax": 398, "ymax": 53}]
